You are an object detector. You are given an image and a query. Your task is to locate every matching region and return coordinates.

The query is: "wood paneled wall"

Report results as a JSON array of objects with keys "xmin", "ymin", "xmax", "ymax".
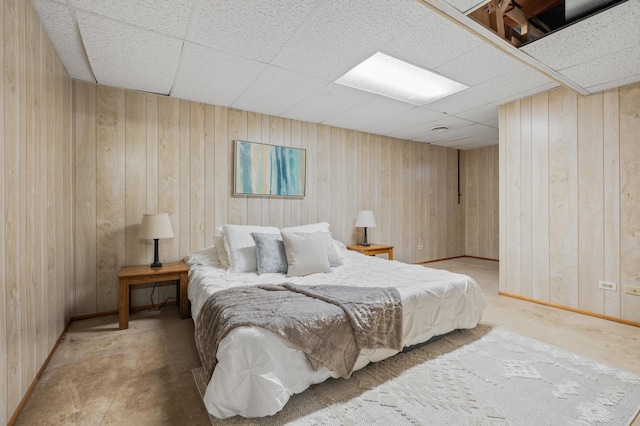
[
  {"xmin": 500, "ymin": 83, "xmax": 640, "ymax": 323},
  {"xmin": 73, "ymin": 82, "xmax": 466, "ymax": 315},
  {"xmin": 1, "ymin": 0, "xmax": 74, "ymax": 423},
  {"xmin": 461, "ymin": 145, "xmax": 499, "ymax": 259}
]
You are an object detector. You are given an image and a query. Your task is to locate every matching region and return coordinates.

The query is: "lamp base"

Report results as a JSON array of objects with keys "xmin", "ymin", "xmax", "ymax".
[
  {"xmin": 151, "ymin": 238, "xmax": 162, "ymax": 268},
  {"xmin": 361, "ymin": 227, "xmax": 370, "ymax": 247}
]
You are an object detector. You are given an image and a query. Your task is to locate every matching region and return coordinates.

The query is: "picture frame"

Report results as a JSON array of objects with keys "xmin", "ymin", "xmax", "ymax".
[{"xmin": 233, "ymin": 140, "xmax": 306, "ymax": 197}]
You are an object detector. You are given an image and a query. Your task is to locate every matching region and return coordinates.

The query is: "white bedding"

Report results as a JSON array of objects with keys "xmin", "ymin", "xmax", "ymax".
[{"xmin": 187, "ymin": 248, "xmax": 486, "ymax": 419}]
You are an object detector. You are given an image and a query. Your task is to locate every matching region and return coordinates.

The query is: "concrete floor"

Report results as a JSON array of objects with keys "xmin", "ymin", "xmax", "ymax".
[{"xmin": 15, "ymin": 258, "xmax": 640, "ymax": 425}]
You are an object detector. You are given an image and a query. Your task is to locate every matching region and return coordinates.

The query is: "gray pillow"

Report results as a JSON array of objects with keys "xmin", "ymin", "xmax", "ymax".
[
  {"xmin": 281, "ymin": 230, "xmax": 331, "ymax": 277},
  {"xmin": 294, "ymin": 231, "xmax": 343, "ymax": 267},
  {"xmin": 250, "ymin": 232, "xmax": 287, "ymax": 275}
]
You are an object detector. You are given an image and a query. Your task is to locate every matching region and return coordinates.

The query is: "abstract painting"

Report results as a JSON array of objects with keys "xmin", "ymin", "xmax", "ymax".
[{"xmin": 234, "ymin": 140, "xmax": 306, "ymax": 197}]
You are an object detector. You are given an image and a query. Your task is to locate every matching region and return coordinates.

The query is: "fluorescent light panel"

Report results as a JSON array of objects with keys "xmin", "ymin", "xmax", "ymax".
[{"xmin": 336, "ymin": 52, "xmax": 467, "ymax": 106}]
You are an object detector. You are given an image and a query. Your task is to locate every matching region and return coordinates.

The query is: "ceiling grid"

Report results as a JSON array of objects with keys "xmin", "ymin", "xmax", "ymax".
[{"xmin": 30, "ymin": 0, "xmax": 640, "ymax": 149}]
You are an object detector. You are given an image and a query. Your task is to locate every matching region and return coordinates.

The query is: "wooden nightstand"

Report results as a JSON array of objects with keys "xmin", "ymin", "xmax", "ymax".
[
  {"xmin": 347, "ymin": 244, "xmax": 394, "ymax": 260},
  {"xmin": 118, "ymin": 261, "xmax": 189, "ymax": 330}
]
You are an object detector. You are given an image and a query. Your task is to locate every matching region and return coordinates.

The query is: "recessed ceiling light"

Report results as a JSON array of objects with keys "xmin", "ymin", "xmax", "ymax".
[{"xmin": 335, "ymin": 52, "xmax": 468, "ymax": 106}]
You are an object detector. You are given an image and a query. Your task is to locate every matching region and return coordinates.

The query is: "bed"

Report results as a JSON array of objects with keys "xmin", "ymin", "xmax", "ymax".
[{"xmin": 185, "ymin": 223, "xmax": 486, "ymax": 419}]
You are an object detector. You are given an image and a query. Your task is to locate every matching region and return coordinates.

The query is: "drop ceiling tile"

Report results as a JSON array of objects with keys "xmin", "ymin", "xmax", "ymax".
[
  {"xmin": 281, "ymin": 83, "xmax": 377, "ymax": 124},
  {"xmin": 383, "ymin": 10, "xmax": 483, "ymax": 72},
  {"xmin": 483, "ymin": 118, "xmax": 499, "ymax": 129},
  {"xmin": 427, "ymin": 138, "xmax": 472, "ymax": 147},
  {"xmin": 558, "ymin": 44, "xmax": 640, "ymax": 91},
  {"xmin": 321, "ymin": 97, "xmax": 427, "ymax": 136},
  {"xmin": 68, "ymin": 0, "xmax": 194, "ymax": 38},
  {"xmin": 432, "ymin": 137, "xmax": 497, "ymax": 149},
  {"xmin": 506, "ymin": 81, "xmax": 560, "ymax": 102},
  {"xmin": 446, "ymin": 137, "xmax": 499, "ymax": 150},
  {"xmin": 586, "ymin": 72, "xmax": 640, "ymax": 93},
  {"xmin": 372, "ymin": 106, "xmax": 448, "ymax": 136},
  {"xmin": 521, "ymin": 0, "xmax": 640, "ymax": 71},
  {"xmin": 231, "ymin": 66, "xmax": 329, "ymax": 117},
  {"xmin": 389, "ymin": 115, "xmax": 474, "ymax": 140},
  {"xmin": 171, "ymin": 43, "xmax": 266, "ymax": 107},
  {"xmin": 77, "ymin": 12, "xmax": 182, "ymax": 94},
  {"xmin": 433, "ymin": 44, "xmax": 522, "ymax": 86},
  {"xmin": 271, "ymin": 0, "xmax": 429, "ymax": 81},
  {"xmin": 454, "ymin": 103, "xmax": 499, "ymax": 124},
  {"xmin": 427, "ymin": 66, "xmax": 555, "ymax": 114},
  {"xmin": 32, "ymin": 0, "xmax": 94, "ymax": 81},
  {"xmin": 187, "ymin": 0, "xmax": 321, "ymax": 63},
  {"xmin": 413, "ymin": 123, "xmax": 496, "ymax": 144}
]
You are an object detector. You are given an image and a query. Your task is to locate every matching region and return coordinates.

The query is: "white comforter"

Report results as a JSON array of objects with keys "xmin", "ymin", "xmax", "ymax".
[{"xmin": 187, "ymin": 249, "xmax": 486, "ymax": 419}]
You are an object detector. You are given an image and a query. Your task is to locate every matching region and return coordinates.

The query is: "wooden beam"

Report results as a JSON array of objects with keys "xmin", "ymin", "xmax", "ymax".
[
  {"xmin": 518, "ymin": 0, "xmax": 563, "ymax": 19},
  {"xmin": 493, "ymin": 0, "xmax": 510, "ymax": 38},
  {"xmin": 505, "ymin": 4, "xmax": 527, "ymax": 27}
]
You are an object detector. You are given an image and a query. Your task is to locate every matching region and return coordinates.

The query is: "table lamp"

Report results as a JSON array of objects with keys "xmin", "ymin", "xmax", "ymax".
[
  {"xmin": 355, "ymin": 210, "xmax": 376, "ymax": 247},
  {"xmin": 138, "ymin": 213, "xmax": 174, "ymax": 268}
]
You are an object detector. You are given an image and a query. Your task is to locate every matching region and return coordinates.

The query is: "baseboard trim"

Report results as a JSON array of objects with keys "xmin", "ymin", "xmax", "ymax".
[
  {"xmin": 69, "ymin": 301, "xmax": 178, "ymax": 322},
  {"xmin": 71, "ymin": 309, "xmax": 119, "ymax": 322},
  {"xmin": 417, "ymin": 255, "xmax": 499, "ymax": 264},
  {"xmin": 465, "ymin": 255, "xmax": 499, "ymax": 262},
  {"xmin": 416, "ymin": 255, "xmax": 465, "ymax": 264},
  {"xmin": 8, "ymin": 318, "xmax": 73, "ymax": 426},
  {"xmin": 498, "ymin": 292, "xmax": 640, "ymax": 328}
]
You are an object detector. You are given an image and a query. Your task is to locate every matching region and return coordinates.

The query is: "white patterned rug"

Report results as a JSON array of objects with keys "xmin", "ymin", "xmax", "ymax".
[{"xmin": 193, "ymin": 325, "xmax": 640, "ymax": 425}]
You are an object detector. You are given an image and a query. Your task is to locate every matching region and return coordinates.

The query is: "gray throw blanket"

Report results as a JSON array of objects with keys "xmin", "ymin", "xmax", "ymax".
[{"xmin": 195, "ymin": 283, "xmax": 402, "ymax": 381}]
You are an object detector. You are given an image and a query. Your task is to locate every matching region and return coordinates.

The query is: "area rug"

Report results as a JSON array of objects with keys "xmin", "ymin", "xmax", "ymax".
[{"xmin": 193, "ymin": 324, "xmax": 640, "ymax": 425}]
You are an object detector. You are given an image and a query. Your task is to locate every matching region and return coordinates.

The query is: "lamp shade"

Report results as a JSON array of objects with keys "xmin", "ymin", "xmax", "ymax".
[
  {"xmin": 355, "ymin": 210, "xmax": 376, "ymax": 228},
  {"xmin": 138, "ymin": 214, "xmax": 174, "ymax": 240}
]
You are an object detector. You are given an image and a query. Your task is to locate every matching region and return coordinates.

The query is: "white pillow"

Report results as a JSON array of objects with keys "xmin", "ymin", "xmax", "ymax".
[
  {"xmin": 184, "ymin": 245, "xmax": 219, "ymax": 267},
  {"xmin": 280, "ymin": 223, "xmax": 347, "ymax": 262},
  {"xmin": 213, "ymin": 235, "xmax": 229, "ymax": 269},
  {"xmin": 332, "ymin": 238, "xmax": 349, "ymax": 260},
  {"xmin": 221, "ymin": 224, "xmax": 280, "ymax": 273},
  {"xmin": 280, "ymin": 222, "xmax": 330, "ymax": 234},
  {"xmin": 281, "ymin": 230, "xmax": 331, "ymax": 277},
  {"xmin": 294, "ymin": 231, "xmax": 343, "ymax": 267}
]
